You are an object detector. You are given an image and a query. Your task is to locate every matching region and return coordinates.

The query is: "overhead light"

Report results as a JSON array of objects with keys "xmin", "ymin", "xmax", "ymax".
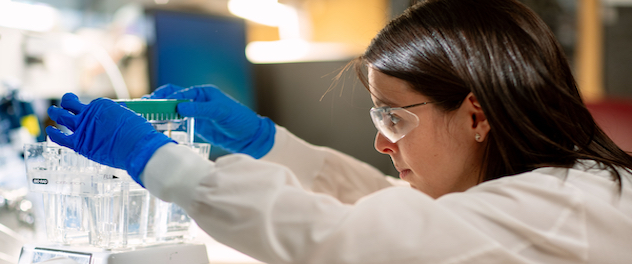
[
  {"xmin": 230, "ymin": 0, "xmax": 360, "ymax": 64},
  {"xmin": 246, "ymin": 40, "xmax": 358, "ymax": 64},
  {"xmin": 246, "ymin": 39, "xmax": 309, "ymax": 63},
  {"xmin": 228, "ymin": 0, "xmax": 296, "ymax": 27},
  {"xmin": 0, "ymin": 1, "xmax": 58, "ymax": 32}
]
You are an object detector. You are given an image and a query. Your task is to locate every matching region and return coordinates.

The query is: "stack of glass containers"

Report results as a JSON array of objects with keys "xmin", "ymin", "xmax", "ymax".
[{"xmin": 23, "ymin": 99, "xmax": 210, "ymax": 249}]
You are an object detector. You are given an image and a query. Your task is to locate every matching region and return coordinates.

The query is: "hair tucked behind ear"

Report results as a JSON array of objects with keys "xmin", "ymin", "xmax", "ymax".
[{"xmin": 356, "ymin": 0, "xmax": 632, "ymax": 185}]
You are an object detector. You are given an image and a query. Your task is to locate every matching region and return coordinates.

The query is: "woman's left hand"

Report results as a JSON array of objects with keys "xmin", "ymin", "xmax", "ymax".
[{"xmin": 46, "ymin": 93, "xmax": 175, "ymax": 186}]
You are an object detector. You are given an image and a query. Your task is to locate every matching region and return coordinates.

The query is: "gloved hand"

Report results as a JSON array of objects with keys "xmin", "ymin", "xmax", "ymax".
[
  {"xmin": 46, "ymin": 93, "xmax": 175, "ymax": 187},
  {"xmin": 148, "ymin": 84, "xmax": 275, "ymax": 159}
]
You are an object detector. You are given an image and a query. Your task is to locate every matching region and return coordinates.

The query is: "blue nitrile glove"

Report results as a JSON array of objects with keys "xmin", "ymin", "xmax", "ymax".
[
  {"xmin": 46, "ymin": 93, "xmax": 175, "ymax": 187},
  {"xmin": 148, "ymin": 84, "xmax": 275, "ymax": 159}
]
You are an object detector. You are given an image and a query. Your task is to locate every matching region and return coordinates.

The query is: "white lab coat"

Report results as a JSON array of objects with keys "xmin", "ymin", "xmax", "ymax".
[{"xmin": 141, "ymin": 126, "xmax": 632, "ymax": 264}]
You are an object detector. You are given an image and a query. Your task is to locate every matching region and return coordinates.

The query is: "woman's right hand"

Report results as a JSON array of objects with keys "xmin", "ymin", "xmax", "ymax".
[{"xmin": 148, "ymin": 84, "xmax": 275, "ymax": 159}]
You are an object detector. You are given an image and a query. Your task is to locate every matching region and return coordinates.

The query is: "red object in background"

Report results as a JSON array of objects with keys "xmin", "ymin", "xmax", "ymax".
[{"xmin": 586, "ymin": 98, "xmax": 632, "ymax": 153}]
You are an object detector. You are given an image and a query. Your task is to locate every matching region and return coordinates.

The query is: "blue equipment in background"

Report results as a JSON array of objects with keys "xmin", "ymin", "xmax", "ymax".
[{"xmin": 146, "ymin": 9, "xmax": 255, "ymax": 159}]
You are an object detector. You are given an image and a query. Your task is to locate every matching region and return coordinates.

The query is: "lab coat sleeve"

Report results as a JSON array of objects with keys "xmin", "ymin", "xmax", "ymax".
[
  {"xmin": 260, "ymin": 126, "xmax": 399, "ymax": 203},
  {"xmin": 141, "ymin": 143, "xmax": 581, "ymax": 264}
]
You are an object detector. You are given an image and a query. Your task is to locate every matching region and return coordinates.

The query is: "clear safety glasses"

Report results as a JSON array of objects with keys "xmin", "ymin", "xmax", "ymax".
[{"xmin": 369, "ymin": 102, "xmax": 432, "ymax": 143}]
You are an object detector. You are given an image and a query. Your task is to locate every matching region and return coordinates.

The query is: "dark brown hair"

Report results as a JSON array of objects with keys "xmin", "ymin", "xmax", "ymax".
[{"xmin": 356, "ymin": 0, "xmax": 632, "ymax": 184}]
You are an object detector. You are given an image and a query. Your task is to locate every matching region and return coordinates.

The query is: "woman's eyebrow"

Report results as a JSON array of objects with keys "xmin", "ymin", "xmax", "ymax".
[
  {"xmin": 373, "ymin": 100, "xmax": 386, "ymax": 107},
  {"xmin": 372, "ymin": 94, "xmax": 396, "ymax": 107},
  {"xmin": 369, "ymin": 84, "xmax": 399, "ymax": 106}
]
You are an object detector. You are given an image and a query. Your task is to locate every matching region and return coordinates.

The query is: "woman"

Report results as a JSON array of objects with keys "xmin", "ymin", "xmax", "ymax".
[{"xmin": 46, "ymin": 0, "xmax": 632, "ymax": 263}]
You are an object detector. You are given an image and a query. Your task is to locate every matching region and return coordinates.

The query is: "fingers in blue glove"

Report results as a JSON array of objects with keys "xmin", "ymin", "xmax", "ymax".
[
  {"xmin": 46, "ymin": 96, "xmax": 81, "ymax": 150},
  {"xmin": 177, "ymin": 101, "xmax": 235, "ymax": 123},
  {"xmin": 168, "ymin": 86, "xmax": 241, "ymax": 122},
  {"xmin": 148, "ymin": 84, "xmax": 186, "ymax": 99},
  {"xmin": 45, "ymin": 126, "xmax": 75, "ymax": 149},
  {"xmin": 60, "ymin": 93, "xmax": 85, "ymax": 114},
  {"xmin": 48, "ymin": 105, "xmax": 80, "ymax": 131},
  {"xmin": 166, "ymin": 85, "xmax": 226, "ymax": 102},
  {"xmin": 46, "ymin": 93, "xmax": 90, "ymax": 148}
]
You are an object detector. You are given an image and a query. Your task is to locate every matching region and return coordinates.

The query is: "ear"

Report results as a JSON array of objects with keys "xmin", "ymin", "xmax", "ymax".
[{"xmin": 464, "ymin": 93, "xmax": 490, "ymax": 142}]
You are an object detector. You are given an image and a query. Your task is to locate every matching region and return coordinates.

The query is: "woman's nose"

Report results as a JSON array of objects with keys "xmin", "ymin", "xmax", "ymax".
[{"xmin": 375, "ymin": 132, "xmax": 397, "ymax": 154}]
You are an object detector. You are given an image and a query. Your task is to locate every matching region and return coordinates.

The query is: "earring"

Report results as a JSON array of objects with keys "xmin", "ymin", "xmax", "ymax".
[{"xmin": 475, "ymin": 133, "xmax": 482, "ymax": 142}]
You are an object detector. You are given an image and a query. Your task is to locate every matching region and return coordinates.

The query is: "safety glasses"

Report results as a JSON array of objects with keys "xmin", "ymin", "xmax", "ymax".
[{"xmin": 369, "ymin": 102, "xmax": 432, "ymax": 143}]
